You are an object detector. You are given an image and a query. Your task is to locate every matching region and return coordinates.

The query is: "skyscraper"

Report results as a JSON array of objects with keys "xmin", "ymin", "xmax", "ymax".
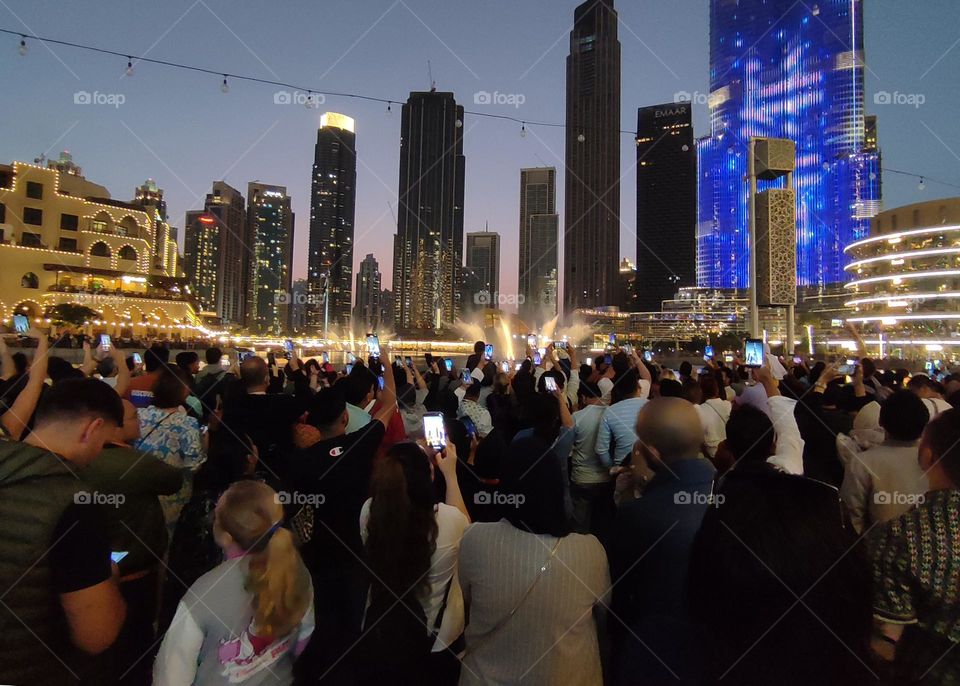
[
  {"xmin": 246, "ymin": 183, "xmax": 294, "ymax": 334},
  {"xmin": 308, "ymin": 112, "xmax": 356, "ymax": 332},
  {"xmin": 696, "ymin": 0, "xmax": 882, "ymax": 290},
  {"xmin": 183, "ymin": 181, "xmax": 247, "ymax": 324},
  {"xmin": 353, "ymin": 253, "xmax": 382, "ymax": 331},
  {"xmin": 464, "ymin": 229, "xmax": 500, "ymax": 310},
  {"xmin": 392, "ymin": 90, "xmax": 466, "ymax": 332},
  {"xmin": 635, "ymin": 102, "xmax": 697, "ymax": 311},
  {"xmin": 519, "ymin": 167, "xmax": 559, "ymax": 321},
  {"xmin": 564, "ymin": 0, "xmax": 621, "ymax": 313}
]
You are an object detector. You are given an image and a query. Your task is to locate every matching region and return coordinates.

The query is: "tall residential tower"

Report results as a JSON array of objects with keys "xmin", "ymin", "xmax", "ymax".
[
  {"xmin": 518, "ymin": 167, "xmax": 559, "ymax": 321},
  {"xmin": 246, "ymin": 183, "xmax": 294, "ymax": 334}
]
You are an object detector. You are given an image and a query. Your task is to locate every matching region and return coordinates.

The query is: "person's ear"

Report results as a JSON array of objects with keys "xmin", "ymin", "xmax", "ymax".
[
  {"xmin": 79, "ymin": 417, "xmax": 106, "ymax": 445},
  {"xmin": 341, "ymin": 409, "xmax": 349, "ymax": 427}
]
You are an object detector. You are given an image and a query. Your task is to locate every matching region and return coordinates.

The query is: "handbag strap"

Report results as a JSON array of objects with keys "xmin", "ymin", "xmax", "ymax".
[
  {"xmin": 430, "ymin": 575, "xmax": 454, "ymax": 640},
  {"xmin": 461, "ymin": 537, "xmax": 562, "ymax": 657}
]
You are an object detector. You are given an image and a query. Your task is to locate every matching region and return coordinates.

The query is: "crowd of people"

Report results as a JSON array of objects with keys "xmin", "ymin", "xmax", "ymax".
[{"xmin": 0, "ymin": 331, "xmax": 958, "ymax": 685}]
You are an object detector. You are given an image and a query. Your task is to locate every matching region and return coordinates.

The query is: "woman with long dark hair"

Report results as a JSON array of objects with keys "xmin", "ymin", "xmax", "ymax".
[
  {"xmin": 358, "ymin": 440, "xmax": 470, "ymax": 684},
  {"xmin": 458, "ymin": 436, "xmax": 610, "ymax": 685}
]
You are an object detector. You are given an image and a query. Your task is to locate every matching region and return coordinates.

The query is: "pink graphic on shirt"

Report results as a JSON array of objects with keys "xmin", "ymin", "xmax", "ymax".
[{"xmin": 218, "ymin": 623, "xmax": 295, "ymax": 683}]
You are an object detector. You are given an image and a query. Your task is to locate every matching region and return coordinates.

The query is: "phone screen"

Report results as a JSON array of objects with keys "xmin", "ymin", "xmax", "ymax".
[
  {"xmin": 515, "ymin": 362, "xmax": 523, "ymax": 371},
  {"xmin": 322, "ymin": 352, "xmax": 329, "ymax": 364},
  {"xmin": 608, "ymin": 333, "xmax": 616, "ymax": 344},
  {"xmin": 585, "ymin": 357, "xmax": 593, "ymax": 366},
  {"xmin": 484, "ymin": 344, "xmax": 494, "ymax": 360},
  {"xmin": 544, "ymin": 376, "xmax": 558, "ymax": 393},
  {"xmin": 405, "ymin": 356, "xmax": 413, "ymax": 368},
  {"xmin": 366, "ymin": 334, "xmax": 381, "ymax": 358},
  {"xmin": 704, "ymin": 345, "xmax": 714, "ymax": 359},
  {"xmin": 423, "ymin": 413, "xmax": 447, "ymax": 451},
  {"xmin": 533, "ymin": 353, "xmax": 542, "ymax": 365},
  {"xmin": 793, "ymin": 355, "xmax": 802, "ymax": 365},
  {"xmin": 526, "ymin": 334, "xmax": 537, "ymax": 348},
  {"xmin": 348, "ymin": 352, "xmax": 357, "ymax": 364},
  {"xmin": 461, "ymin": 369, "xmax": 473, "ymax": 384},
  {"xmin": 444, "ymin": 359, "xmax": 453, "ymax": 372},
  {"xmin": 554, "ymin": 341, "xmax": 567, "ymax": 350},
  {"xmin": 132, "ymin": 352, "xmax": 143, "ymax": 365},
  {"xmin": 643, "ymin": 351, "xmax": 653, "ymax": 362},
  {"xmin": 377, "ymin": 375, "xmax": 385, "ymax": 390},
  {"xmin": 12, "ymin": 314, "xmax": 29, "ymax": 333},
  {"xmin": 500, "ymin": 361, "xmax": 510, "ymax": 373},
  {"xmin": 604, "ymin": 354, "xmax": 613, "ymax": 365},
  {"xmin": 283, "ymin": 339, "xmax": 294, "ymax": 355},
  {"xmin": 110, "ymin": 551, "xmax": 129, "ymax": 564},
  {"xmin": 99, "ymin": 334, "xmax": 112, "ymax": 351},
  {"xmin": 346, "ymin": 363, "xmax": 354, "ymax": 375},
  {"xmin": 744, "ymin": 339, "xmax": 764, "ymax": 367},
  {"xmin": 461, "ymin": 415, "xmax": 477, "ymax": 438}
]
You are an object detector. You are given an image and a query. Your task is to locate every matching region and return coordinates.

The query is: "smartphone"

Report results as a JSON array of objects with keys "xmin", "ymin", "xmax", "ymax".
[
  {"xmin": 793, "ymin": 355, "xmax": 802, "ymax": 365},
  {"xmin": 585, "ymin": 357, "xmax": 593, "ymax": 366},
  {"xmin": 724, "ymin": 354, "xmax": 734, "ymax": 363},
  {"xmin": 544, "ymin": 376, "xmax": 559, "ymax": 393},
  {"xmin": 377, "ymin": 375, "xmax": 385, "ymax": 390},
  {"xmin": 345, "ymin": 363, "xmax": 354, "ymax": 375},
  {"xmin": 461, "ymin": 415, "xmax": 478, "ymax": 438},
  {"xmin": 643, "ymin": 351, "xmax": 653, "ymax": 362},
  {"xmin": 526, "ymin": 334, "xmax": 537, "ymax": 348},
  {"xmin": 322, "ymin": 351, "xmax": 329, "ymax": 364},
  {"xmin": 110, "ymin": 551, "xmax": 129, "ymax": 564},
  {"xmin": 538, "ymin": 347, "xmax": 546, "ymax": 358},
  {"xmin": 621, "ymin": 344, "xmax": 633, "ymax": 355},
  {"xmin": 515, "ymin": 362, "xmax": 523, "ymax": 371},
  {"xmin": 444, "ymin": 359, "xmax": 453, "ymax": 372},
  {"xmin": 405, "ymin": 356, "xmax": 413, "ymax": 368},
  {"xmin": 704, "ymin": 345, "xmax": 714, "ymax": 359},
  {"xmin": 366, "ymin": 333, "xmax": 381, "ymax": 358},
  {"xmin": 744, "ymin": 339, "xmax": 764, "ymax": 368},
  {"xmin": 554, "ymin": 341, "xmax": 567, "ymax": 350},
  {"xmin": 500, "ymin": 361, "xmax": 510, "ymax": 373},
  {"xmin": 348, "ymin": 352, "xmax": 357, "ymax": 364},
  {"xmin": 424, "ymin": 353, "xmax": 433, "ymax": 366},
  {"xmin": 533, "ymin": 353, "xmax": 542, "ymax": 365},
  {"xmin": 132, "ymin": 352, "xmax": 143, "ymax": 365},
  {"xmin": 461, "ymin": 369, "xmax": 473, "ymax": 384},
  {"xmin": 283, "ymin": 339, "xmax": 294, "ymax": 359},
  {"xmin": 423, "ymin": 412, "xmax": 447, "ymax": 451},
  {"xmin": 604, "ymin": 354, "xmax": 613, "ymax": 365},
  {"xmin": 484, "ymin": 344, "xmax": 494, "ymax": 361},
  {"xmin": 99, "ymin": 334, "xmax": 112, "ymax": 352},
  {"xmin": 838, "ymin": 364, "xmax": 856, "ymax": 376},
  {"xmin": 12, "ymin": 314, "xmax": 29, "ymax": 334},
  {"xmin": 608, "ymin": 333, "xmax": 616, "ymax": 345}
]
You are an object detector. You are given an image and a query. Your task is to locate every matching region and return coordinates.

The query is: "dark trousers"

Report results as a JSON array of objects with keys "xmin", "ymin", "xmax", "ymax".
[
  {"xmin": 112, "ymin": 570, "xmax": 159, "ymax": 686},
  {"xmin": 570, "ymin": 481, "xmax": 616, "ymax": 543}
]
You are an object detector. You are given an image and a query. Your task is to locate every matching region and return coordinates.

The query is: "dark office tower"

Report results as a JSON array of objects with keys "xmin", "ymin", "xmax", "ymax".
[
  {"xmin": 519, "ymin": 167, "xmax": 560, "ymax": 321},
  {"xmin": 635, "ymin": 102, "xmax": 696, "ymax": 311},
  {"xmin": 246, "ymin": 183, "xmax": 294, "ymax": 334},
  {"xmin": 564, "ymin": 0, "xmax": 621, "ymax": 313},
  {"xmin": 392, "ymin": 91, "xmax": 466, "ymax": 332},
  {"xmin": 697, "ymin": 0, "xmax": 881, "ymax": 289},
  {"xmin": 183, "ymin": 181, "xmax": 247, "ymax": 325},
  {"xmin": 308, "ymin": 113, "xmax": 356, "ymax": 332},
  {"xmin": 353, "ymin": 253, "xmax": 382, "ymax": 331},
  {"xmin": 464, "ymin": 229, "xmax": 501, "ymax": 310}
]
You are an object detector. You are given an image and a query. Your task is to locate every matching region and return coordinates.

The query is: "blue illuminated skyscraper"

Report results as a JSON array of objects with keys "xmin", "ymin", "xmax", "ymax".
[{"xmin": 696, "ymin": 0, "xmax": 882, "ymax": 290}]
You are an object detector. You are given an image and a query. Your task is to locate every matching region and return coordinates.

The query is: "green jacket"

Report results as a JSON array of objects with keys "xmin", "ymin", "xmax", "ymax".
[
  {"xmin": 81, "ymin": 444, "xmax": 182, "ymax": 574},
  {"xmin": 0, "ymin": 439, "xmax": 86, "ymax": 685}
]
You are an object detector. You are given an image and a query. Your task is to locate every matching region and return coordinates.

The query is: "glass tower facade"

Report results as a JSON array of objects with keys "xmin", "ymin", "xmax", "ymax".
[{"xmin": 697, "ymin": 0, "xmax": 881, "ymax": 290}]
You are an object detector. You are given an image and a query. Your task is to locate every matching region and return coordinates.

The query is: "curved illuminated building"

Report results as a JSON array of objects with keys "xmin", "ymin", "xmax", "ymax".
[{"xmin": 844, "ymin": 198, "xmax": 960, "ymax": 342}]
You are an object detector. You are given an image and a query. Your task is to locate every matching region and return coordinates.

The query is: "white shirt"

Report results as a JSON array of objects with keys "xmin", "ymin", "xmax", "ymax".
[
  {"xmin": 696, "ymin": 398, "xmax": 732, "ymax": 458},
  {"xmin": 360, "ymin": 500, "xmax": 469, "ymax": 651},
  {"xmin": 767, "ymin": 395, "xmax": 805, "ymax": 475}
]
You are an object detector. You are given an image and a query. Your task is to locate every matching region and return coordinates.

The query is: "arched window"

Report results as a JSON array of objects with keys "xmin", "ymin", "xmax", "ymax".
[
  {"xmin": 91, "ymin": 211, "xmax": 111, "ymax": 233},
  {"xmin": 118, "ymin": 216, "xmax": 139, "ymax": 237},
  {"xmin": 20, "ymin": 272, "xmax": 39, "ymax": 289},
  {"xmin": 118, "ymin": 245, "xmax": 137, "ymax": 261},
  {"xmin": 90, "ymin": 242, "xmax": 112, "ymax": 258}
]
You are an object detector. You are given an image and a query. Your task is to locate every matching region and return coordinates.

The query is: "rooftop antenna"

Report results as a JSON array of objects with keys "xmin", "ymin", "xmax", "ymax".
[
  {"xmin": 387, "ymin": 201, "xmax": 398, "ymax": 228},
  {"xmin": 484, "ymin": 220, "xmax": 489, "ymax": 233},
  {"xmin": 428, "ymin": 60, "xmax": 436, "ymax": 92}
]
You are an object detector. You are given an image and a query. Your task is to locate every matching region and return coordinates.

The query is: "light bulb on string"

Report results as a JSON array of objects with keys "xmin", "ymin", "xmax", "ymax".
[
  {"xmin": 386, "ymin": 101, "xmax": 392, "ymax": 115},
  {"xmin": 455, "ymin": 118, "xmax": 463, "ymax": 128},
  {"xmin": 125, "ymin": 57, "xmax": 134, "ymax": 77},
  {"xmin": 220, "ymin": 75, "xmax": 229, "ymax": 93},
  {"xmin": 520, "ymin": 122, "xmax": 527, "ymax": 138},
  {"xmin": 919, "ymin": 177, "xmax": 926, "ymax": 191},
  {"xmin": 18, "ymin": 36, "xmax": 27, "ymax": 56},
  {"xmin": 577, "ymin": 133, "xmax": 586, "ymax": 143}
]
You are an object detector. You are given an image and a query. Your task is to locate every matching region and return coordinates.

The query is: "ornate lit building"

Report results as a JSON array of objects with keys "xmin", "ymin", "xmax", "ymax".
[
  {"xmin": 844, "ymin": 198, "xmax": 960, "ymax": 348},
  {"xmin": 0, "ymin": 156, "xmax": 201, "ymax": 338}
]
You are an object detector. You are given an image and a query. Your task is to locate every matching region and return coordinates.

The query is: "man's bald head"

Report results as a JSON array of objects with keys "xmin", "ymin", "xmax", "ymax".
[
  {"xmin": 636, "ymin": 397, "xmax": 704, "ymax": 464},
  {"xmin": 240, "ymin": 356, "xmax": 269, "ymax": 390}
]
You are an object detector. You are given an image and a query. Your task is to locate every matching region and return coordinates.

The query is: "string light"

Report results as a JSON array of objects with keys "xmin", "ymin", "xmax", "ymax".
[
  {"xmin": 125, "ymin": 57, "xmax": 134, "ymax": 77},
  {"xmin": 520, "ymin": 122, "xmax": 527, "ymax": 138},
  {"xmin": 220, "ymin": 75, "xmax": 229, "ymax": 93},
  {"xmin": 18, "ymin": 35, "xmax": 26, "ymax": 55},
  {"xmin": 386, "ymin": 101, "xmax": 392, "ymax": 115}
]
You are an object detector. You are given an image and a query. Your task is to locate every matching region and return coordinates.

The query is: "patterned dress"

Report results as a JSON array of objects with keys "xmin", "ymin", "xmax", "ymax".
[
  {"xmin": 871, "ymin": 489, "xmax": 960, "ymax": 684},
  {"xmin": 135, "ymin": 406, "xmax": 204, "ymax": 535}
]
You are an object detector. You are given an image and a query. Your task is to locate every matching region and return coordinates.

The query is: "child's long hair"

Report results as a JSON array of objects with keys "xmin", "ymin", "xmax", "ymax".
[
  {"xmin": 215, "ymin": 481, "xmax": 312, "ymax": 638},
  {"xmin": 365, "ymin": 442, "xmax": 438, "ymax": 600}
]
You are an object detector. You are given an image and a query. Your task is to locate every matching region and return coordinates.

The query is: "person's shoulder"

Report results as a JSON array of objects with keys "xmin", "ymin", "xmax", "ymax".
[
  {"xmin": 188, "ymin": 557, "xmax": 246, "ymax": 600},
  {"xmin": 437, "ymin": 502, "xmax": 469, "ymax": 530}
]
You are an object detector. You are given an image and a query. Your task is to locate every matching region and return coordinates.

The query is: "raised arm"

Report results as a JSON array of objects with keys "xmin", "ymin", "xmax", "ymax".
[
  {"xmin": 0, "ymin": 336, "xmax": 14, "ymax": 381},
  {"xmin": 373, "ymin": 354, "xmax": 397, "ymax": 428},
  {"xmin": 2, "ymin": 333, "xmax": 49, "ymax": 440},
  {"xmin": 80, "ymin": 339, "xmax": 96, "ymax": 377},
  {"xmin": 110, "ymin": 345, "xmax": 131, "ymax": 398}
]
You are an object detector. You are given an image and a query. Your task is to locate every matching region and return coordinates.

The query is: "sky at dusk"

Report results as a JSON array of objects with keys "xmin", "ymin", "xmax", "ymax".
[{"xmin": 0, "ymin": 0, "xmax": 957, "ymax": 304}]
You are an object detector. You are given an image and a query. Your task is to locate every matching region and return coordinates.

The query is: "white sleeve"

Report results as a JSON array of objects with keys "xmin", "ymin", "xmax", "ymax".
[
  {"xmin": 294, "ymin": 602, "xmax": 316, "ymax": 656},
  {"xmin": 766, "ymin": 396, "xmax": 804, "ymax": 475},
  {"xmin": 638, "ymin": 378, "xmax": 651, "ymax": 400},
  {"xmin": 566, "ymin": 369, "xmax": 580, "ymax": 408},
  {"xmin": 153, "ymin": 601, "xmax": 204, "ymax": 686}
]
